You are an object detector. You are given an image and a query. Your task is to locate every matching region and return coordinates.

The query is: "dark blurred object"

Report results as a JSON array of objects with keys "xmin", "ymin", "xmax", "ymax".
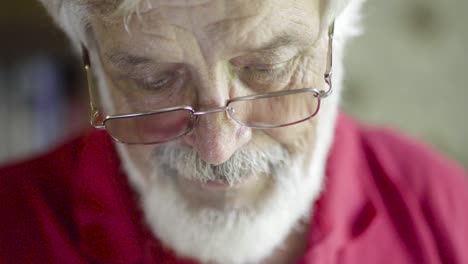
[
  {"xmin": 0, "ymin": 1, "xmax": 87, "ymax": 165},
  {"xmin": 0, "ymin": 56, "xmax": 87, "ymax": 165},
  {"xmin": 0, "ymin": 1, "xmax": 73, "ymax": 62}
]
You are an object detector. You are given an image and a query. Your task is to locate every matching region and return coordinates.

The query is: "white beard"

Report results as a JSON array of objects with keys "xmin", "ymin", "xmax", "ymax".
[{"xmin": 117, "ymin": 139, "xmax": 327, "ymax": 264}]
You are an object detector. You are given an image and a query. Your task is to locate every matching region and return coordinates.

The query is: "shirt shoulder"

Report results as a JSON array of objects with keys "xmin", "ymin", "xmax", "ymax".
[
  {"xmin": 0, "ymin": 132, "xmax": 91, "ymax": 200},
  {"xmin": 356, "ymin": 121, "xmax": 468, "ymax": 263},
  {"xmin": 0, "ymin": 130, "xmax": 147, "ymax": 264},
  {"xmin": 359, "ymin": 124, "xmax": 467, "ymax": 198},
  {"xmin": 0, "ymin": 134, "xmax": 93, "ymax": 263}
]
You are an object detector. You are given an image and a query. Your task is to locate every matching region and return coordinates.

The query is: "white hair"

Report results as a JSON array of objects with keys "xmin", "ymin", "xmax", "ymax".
[{"xmin": 38, "ymin": 0, "xmax": 359, "ymax": 50}]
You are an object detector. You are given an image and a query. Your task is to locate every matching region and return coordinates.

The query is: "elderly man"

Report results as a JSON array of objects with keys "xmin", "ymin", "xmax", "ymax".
[{"xmin": 1, "ymin": 0, "xmax": 467, "ymax": 263}]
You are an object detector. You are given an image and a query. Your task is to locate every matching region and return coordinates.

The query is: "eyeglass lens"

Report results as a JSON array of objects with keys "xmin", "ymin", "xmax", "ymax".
[
  {"xmin": 228, "ymin": 90, "xmax": 320, "ymax": 128},
  {"xmin": 104, "ymin": 109, "xmax": 194, "ymax": 144}
]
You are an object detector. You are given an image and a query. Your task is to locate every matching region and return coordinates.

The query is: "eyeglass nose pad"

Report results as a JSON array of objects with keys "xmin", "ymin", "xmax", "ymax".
[
  {"xmin": 226, "ymin": 105, "xmax": 235, "ymax": 121},
  {"xmin": 185, "ymin": 106, "xmax": 238, "ymax": 139}
]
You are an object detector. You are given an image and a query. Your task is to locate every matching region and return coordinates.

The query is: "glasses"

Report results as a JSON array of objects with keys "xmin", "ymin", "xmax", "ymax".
[{"xmin": 83, "ymin": 23, "xmax": 335, "ymax": 145}]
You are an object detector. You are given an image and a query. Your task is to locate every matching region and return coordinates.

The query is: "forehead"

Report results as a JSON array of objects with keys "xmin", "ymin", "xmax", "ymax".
[{"xmin": 91, "ymin": 0, "xmax": 320, "ymax": 61}]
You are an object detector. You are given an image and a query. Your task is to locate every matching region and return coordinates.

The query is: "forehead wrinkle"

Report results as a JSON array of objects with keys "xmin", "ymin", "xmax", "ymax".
[
  {"xmin": 201, "ymin": 11, "xmax": 269, "ymax": 55},
  {"xmin": 203, "ymin": 14, "xmax": 260, "ymax": 38},
  {"xmin": 205, "ymin": 3, "xmax": 315, "ymax": 56},
  {"xmin": 195, "ymin": 0, "xmax": 271, "ymax": 41},
  {"xmin": 239, "ymin": 5, "xmax": 319, "ymax": 53}
]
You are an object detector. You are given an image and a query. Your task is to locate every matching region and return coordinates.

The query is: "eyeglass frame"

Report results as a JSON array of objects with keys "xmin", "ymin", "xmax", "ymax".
[{"xmin": 82, "ymin": 22, "xmax": 335, "ymax": 144}]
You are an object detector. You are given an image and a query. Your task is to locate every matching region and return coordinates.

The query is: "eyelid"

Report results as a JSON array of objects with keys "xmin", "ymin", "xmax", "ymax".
[
  {"xmin": 142, "ymin": 74, "xmax": 171, "ymax": 85},
  {"xmin": 230, "ymin": 46, "xmax": 300, "ymax": 66},
  {"xmin": 141, "ymin": 67, "xmax": 187, "ymax": 85},
  {"xmin": 231, "ymin": 51, "xmax": 299, "ymax": 71},
  {"xmin": 245, "ymin": 60, "xmax": 289, "ymax": 70},
  {"xmin": 140, "ymin": 76, "xmax": 174, "ymax": 91}
]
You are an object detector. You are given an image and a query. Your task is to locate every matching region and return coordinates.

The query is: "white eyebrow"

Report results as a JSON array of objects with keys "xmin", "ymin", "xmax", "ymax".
[{"xmin": 105, "ymin": 51, "xmax": 154, "ymax": 69}]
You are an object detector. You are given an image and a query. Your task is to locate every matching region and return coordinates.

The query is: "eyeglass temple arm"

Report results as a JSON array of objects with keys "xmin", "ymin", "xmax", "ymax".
[
  {"xmin": 82, "ymin": 46, "xmax": 106, "ymax": 129},
  {"xmin": 321, "ymin": 21, "xmax": 334, "ymax": 99}
]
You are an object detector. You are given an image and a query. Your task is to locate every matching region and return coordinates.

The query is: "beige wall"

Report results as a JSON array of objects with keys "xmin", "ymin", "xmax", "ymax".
[{"xmin": 343, "ymin": 0, "xmax": 468, "ymax": 167}]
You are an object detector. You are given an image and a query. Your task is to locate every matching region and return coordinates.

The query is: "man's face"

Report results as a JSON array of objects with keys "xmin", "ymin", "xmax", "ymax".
[{"xmin": 88, "ymin": 0, "xmax": 331, "ymax": 262}]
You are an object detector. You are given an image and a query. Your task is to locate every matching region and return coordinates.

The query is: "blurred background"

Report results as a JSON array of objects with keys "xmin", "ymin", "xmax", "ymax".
[{"xmin": 0, "ymin": 0, "xmax": 467, "ymax": 167}]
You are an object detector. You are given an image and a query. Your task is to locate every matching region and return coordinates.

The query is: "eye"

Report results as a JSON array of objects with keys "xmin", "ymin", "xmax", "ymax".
[
  {"xmin": 141, "ymin": 75, "xmax": 174, "ymax": 90},
  {"xmin": 246, "ymin": 62, "xmax": 287, "ymax": 74},
  {"xmin": 229, "ymin": 56, "xmax": 298, "ymax": 92},
  {"xmin": 137, "ymin": 67, "xmax": 188, "ymax": 92}
]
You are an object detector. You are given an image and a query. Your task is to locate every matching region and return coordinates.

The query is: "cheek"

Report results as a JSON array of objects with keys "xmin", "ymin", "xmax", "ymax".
[
  {"xmin": 122, "ymin": 144, "xmax": 158, "ymax": 181},
  {"xmin": 289, "ymin": 56, "xmax": 326, "ymax": 90},
  {"xmin": 258, "ymin": 56, "xmax": 325, "ymax": 158},
  {"xmin": 264, "ymin": 118, "xmax": 318, "ymax": 158}
]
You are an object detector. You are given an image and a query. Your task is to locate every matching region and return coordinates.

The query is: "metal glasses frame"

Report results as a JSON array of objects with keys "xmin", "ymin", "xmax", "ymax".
[{"xmin": 82, "ymin": 22, "xmax": 335, "ymax": 144}]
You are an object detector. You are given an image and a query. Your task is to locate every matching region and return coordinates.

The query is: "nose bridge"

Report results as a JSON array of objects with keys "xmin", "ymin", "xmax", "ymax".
[
  {"xmin": 191, "ymin": 62, "xmax": 232, "ymax": 123},
  {"xmin": 190, "ymin": 50, "xmax": 231, "ymax": 103}
]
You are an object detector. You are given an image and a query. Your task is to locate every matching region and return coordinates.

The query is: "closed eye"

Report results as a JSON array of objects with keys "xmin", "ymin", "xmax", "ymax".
[
  {"xmin": 134, "ymin": 67, "xmax": 188, "ymax": 93},
  {"xmin": 140, "ymin": 75, "xmax": 175, "ymax": 91},
  {"xmin": 241, "ymin": 60, "xmax": 292, "ymax": 82}
]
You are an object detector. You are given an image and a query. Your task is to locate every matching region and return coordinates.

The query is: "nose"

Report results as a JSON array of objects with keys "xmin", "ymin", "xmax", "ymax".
[{"xmin": 183, "ymin": 104, "xmax": 251, "ymax": 165}]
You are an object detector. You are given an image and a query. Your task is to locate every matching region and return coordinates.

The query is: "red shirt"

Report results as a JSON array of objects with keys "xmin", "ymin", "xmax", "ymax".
[{"xmin": 1, "ymin": 114, "xmax": 467, "ymax": 264}]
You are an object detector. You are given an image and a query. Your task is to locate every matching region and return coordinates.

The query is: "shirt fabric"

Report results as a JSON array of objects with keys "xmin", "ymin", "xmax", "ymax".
[{"xmin": 1, "ymin": 114, "xmax": 467, "ymax": 264}]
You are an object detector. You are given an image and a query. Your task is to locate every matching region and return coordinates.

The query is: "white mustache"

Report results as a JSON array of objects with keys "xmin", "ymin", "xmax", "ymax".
[{"xmin": 152, "ymin": 143, "xmax": 291, "ymax": 185}]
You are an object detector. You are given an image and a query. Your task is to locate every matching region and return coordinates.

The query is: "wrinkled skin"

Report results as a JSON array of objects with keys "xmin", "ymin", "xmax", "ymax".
[{"xmin": 88, "ymin": 0, "xmax": 330, "ymax": 263}]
